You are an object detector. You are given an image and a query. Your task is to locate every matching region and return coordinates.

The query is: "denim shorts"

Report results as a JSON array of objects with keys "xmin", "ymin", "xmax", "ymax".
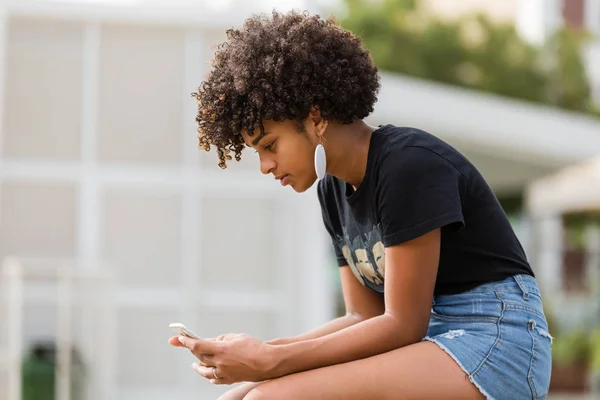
[{"xmin": 423, "ymin": 274, "xmax": 553, "ymax": 400}]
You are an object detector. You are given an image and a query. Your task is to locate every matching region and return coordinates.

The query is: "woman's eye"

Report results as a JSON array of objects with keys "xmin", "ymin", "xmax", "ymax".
[
  {"xmin": 254, "ymin": 140, "xmax": 276, "ymax": 153},
  {"xmin": 264, "ymin": 141, "xmax": 275, "ymax": 152}
]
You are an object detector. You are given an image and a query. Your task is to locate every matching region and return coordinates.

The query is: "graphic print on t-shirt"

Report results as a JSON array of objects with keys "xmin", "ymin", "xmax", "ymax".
[{"xmin": 338, "ymin": 224, "xmax": 386, "ymax": 291}]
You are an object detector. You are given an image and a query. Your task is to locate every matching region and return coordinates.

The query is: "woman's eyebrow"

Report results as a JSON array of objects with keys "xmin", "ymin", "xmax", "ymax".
[{"xmin": 250, "ymin": 131, "xmax": 271, "ymax": 147}]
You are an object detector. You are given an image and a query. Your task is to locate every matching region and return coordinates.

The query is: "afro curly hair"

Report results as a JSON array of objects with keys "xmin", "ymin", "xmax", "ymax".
[{"xmin": 193, "ymin": 10, "xmax": 381, "ymax": 169}]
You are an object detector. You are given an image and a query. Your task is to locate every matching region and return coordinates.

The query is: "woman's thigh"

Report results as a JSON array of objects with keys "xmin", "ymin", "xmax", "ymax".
[{"xmin": 242, "ymin": 341, "xmax": 484, "ymax": 400}]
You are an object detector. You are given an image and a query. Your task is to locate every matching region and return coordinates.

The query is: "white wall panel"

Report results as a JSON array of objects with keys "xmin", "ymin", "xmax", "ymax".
[
  {"xmin": 102, "ymin": 188, "xmax": 182, "ymax": 286},
  {"xmin": 0, "ymin": 182, "xmax": 76, "ymax": 259},
  {"xmin": 200, "ymin": 197, "xmax": 277, "ymax": 291},
  {"xmin": 3, "ymin": 18, "xmax": 83, "ymax": 160},
  {"xmin": 98, "ymin": 24, "xmax": 185, "ymax": 165}
]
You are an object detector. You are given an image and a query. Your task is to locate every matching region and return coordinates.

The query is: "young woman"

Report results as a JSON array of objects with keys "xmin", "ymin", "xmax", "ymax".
[{"xmin": 169, "ymin": 10, "xmax": 553, "ymax": 400}]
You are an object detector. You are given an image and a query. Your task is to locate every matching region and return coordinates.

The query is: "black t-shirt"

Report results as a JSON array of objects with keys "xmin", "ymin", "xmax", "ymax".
[{"xmin": 317, "ymin": 125, "xmax": 534, "ymax": 296}]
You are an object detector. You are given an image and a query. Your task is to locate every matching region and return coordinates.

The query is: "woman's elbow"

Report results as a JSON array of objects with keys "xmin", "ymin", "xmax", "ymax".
[{"xmin": 384, "ymin": 312, "xmax": 429, "ymax": 345}]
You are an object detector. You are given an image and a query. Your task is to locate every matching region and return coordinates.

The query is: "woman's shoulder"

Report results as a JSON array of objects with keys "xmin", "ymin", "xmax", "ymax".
[
  {"xmin": 371, "ymin": 125, "xmax": 473, "ymax": 180},
  {"xmin": 374, "ymin": 125, "xmax": 456, "ymax": 156}
]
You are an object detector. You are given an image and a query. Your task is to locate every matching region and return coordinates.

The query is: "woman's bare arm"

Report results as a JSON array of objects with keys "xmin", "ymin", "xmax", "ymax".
[
  {"xmin": 268, "ymin": 229, "xmax": 440, "ymax": 377},
  {"xmin": 266, "ymin": 266, "xmax": 385, "ymax": 345},
  {"xmin": 217, "ymin": 266, "xmax": 385, "ymax": 399}
]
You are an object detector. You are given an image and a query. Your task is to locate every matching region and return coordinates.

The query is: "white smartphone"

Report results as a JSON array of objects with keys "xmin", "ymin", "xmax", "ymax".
[{"xmin": 169, "ymin": 322, "xmax": 201, "ymax": 339}]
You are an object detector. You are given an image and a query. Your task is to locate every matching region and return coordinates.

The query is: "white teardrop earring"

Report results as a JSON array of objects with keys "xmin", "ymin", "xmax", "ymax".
[{"xmin": 314, "ymin": 138, "xmax": 326, "ymax": 180}]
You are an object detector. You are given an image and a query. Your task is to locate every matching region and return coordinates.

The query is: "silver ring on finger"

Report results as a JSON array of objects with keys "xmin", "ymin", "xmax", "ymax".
[{"xmin": 212, "ymin": 367, "xmax": 221, "ymax": 380}]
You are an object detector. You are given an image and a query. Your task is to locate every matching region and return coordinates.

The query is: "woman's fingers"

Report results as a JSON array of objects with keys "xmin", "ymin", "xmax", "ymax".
[
  {"xmin": 169, "ymin": 335, "xmax": 223, "ymax": 348},
  {"xmin": 171, "ymin": 334, "xmax": 236, "ymax": 384},
  {"xmin": 178, "ymin": 336, "xmax": 222, "ymax": 354},
  {"xmin": 170, "ymin": 336, "xmax": 217, "ymax": 366},
  {"xmin": 168, "ymin": 336, "xmax": 187, "ymax": 347},
  {"xmin": 191, "ymin": 363, "xmax": 229, "ymax": 385},
  {"xmin": 197, "ymin": 353, "xmax": 215, "ymax": 366},
  {"xmin": 191, "ymin": 362, "xmax": 214, "ymax": 379}
]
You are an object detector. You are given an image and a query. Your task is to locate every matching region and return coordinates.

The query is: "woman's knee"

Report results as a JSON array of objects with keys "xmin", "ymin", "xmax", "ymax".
[
  {"xmin": 217, "ymin": 381, "xmax": 265, "ymax": 400},
  {"xmin": 242, "ymin": 387, "xmax": 275, "ymax": 400},
  {"xmin": 242, "ymin": 383, "xmax": 283, "ymax": 400}
]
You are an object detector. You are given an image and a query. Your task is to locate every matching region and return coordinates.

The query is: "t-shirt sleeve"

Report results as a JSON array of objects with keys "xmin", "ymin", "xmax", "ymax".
[
  {"xmin": 317, "ymin": 180, "xmax": 348, "ymax": 266},
  {"xmin": 375, "ymin": 146, "xmax": 465, "ymax": 247}
]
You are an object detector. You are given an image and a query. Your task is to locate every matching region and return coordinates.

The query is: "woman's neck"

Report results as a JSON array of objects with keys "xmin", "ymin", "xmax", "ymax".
[{"xmin": 323, "ymin": 120, "xmax": 378, "ymax": 188}]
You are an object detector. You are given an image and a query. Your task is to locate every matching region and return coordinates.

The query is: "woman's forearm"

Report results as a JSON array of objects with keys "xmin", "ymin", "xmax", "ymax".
[
  {"xmin": 270, "ymin": 313, "xmax": 419, "ymax": 377},
  {"xmin": 266, "ymin": 314, "xmax": 366, "ymax": 346}
]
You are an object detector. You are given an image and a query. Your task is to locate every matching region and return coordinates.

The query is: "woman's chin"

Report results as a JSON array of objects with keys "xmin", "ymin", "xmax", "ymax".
[{"xmin": 290, "ymin": 176, "xmax": 318, "ymax": 193}]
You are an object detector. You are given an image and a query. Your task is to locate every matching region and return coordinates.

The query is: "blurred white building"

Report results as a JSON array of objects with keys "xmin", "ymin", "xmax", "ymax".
[
  {"xmin": 0, "ymin": 1, "xmax": 334, "ymax": 399},
  {"xmin": 0, "ymin": 0, "xmax": 600, "ymax": 399}
]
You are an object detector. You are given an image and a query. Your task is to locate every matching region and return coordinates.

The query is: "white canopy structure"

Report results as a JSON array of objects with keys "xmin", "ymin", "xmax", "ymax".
[
  {"xmin": 525, "ymin": 155, "xmax": 600, "ymax": 216},
  {"xmin": 525, "ymin": 156, "xmax": 600, "ymax": 340}
]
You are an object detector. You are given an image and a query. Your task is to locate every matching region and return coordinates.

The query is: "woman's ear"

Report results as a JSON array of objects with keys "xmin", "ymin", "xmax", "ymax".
[
  {"xmin": 310, "ymin": 106, "xmax": 328, "ymax": 137},
  {"xmin": 317, "ymin": 118, "xmax": 329, "ymax": 137}
]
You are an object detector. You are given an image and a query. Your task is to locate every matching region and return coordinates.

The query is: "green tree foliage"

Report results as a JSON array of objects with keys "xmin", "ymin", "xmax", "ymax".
[{"xmin": 339, "ymin": 0, "xmax": 599, "ymax": 116}]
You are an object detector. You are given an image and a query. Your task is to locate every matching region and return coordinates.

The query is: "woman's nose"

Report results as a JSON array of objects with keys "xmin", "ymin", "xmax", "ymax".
[{"xmin": 260, "ymin": 157, "xmax": 276, "ymax": 175}]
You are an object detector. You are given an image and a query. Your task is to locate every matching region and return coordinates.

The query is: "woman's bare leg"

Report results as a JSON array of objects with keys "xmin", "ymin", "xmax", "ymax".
[
  {"xmin": 217, "ymin": 381, "xmax": 266, "ymax": 400},
  {"xmin": 242, "ymin": 341, "xmax": 485, "ymax": 400}
]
